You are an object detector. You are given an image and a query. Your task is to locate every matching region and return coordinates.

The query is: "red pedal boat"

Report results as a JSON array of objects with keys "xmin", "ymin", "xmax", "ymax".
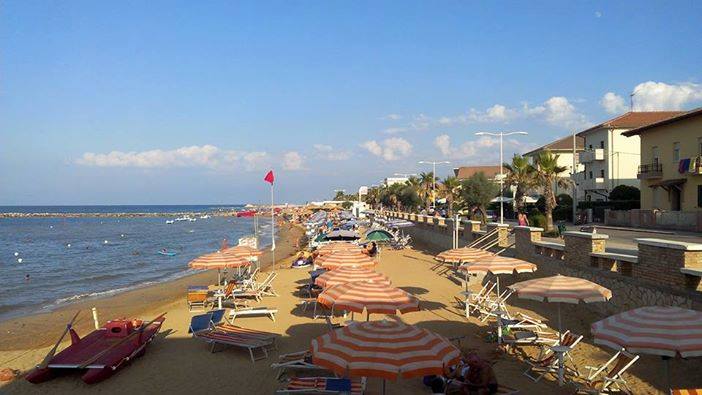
[
  {"xmin": 236, "ymin": 210, "xmax": 257, "ymax": 217},
  {"xmin": 26, "ymin": 313, "xmax": 166, "ymax": 384}
]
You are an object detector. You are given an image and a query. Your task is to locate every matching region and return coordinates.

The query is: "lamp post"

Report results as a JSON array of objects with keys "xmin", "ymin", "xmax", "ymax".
[
  {"xmin": 475, "ymin": 131, "xmax": 528, "ymax": 224},
  {"xmin": 418, "ymin": 160, "xmax": 450, "ymax": 211}
]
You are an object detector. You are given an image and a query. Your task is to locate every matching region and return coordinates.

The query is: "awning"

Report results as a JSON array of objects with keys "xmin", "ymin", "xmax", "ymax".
[{"xmin": 649, "ymin": 178, "xmax": 686, "ymax": 191}]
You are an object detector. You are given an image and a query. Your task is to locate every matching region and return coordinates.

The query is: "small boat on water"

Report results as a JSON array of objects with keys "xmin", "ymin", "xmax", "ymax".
[
  {"xmin": 199, "ymin": 214, "xmax": 211, "ymax": 219},
  {"xmin": 158, "ymin": 250, "xmax": 177, "ymax": 256},
  {"xmin": 165, "ymin": 220, "xmax": 174, "ymax": 224},
  {"xmin": 236, "ymin": 210, "xmax": 257, "ymax": 217},
  {"xmin": 26, "ymin": 313, "xmax": 166, "ymax": 385}
]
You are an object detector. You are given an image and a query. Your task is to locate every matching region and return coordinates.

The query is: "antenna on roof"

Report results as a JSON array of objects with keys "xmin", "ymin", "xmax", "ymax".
[{"xmin": 629, "ymin": 92, "xmax": 635, "ymax": 112}]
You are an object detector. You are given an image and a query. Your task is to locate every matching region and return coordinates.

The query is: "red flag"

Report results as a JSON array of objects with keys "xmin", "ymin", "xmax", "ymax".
[{"xmin": 264, "ymin": 170, "xmax": 275, "ymax": 184}]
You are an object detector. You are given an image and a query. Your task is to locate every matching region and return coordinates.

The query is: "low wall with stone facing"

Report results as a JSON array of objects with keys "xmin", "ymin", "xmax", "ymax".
[{"xmin": 383, "ymin": 211, "xmax": 702, "ymax": 312}]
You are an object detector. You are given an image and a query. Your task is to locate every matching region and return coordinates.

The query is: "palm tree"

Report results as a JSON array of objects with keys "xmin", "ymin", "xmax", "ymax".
[
  {"xmin": 531, "ymin": 150, "xmax": 569, "ymax": 231},
  {"xmin": 503, "ymin": 155, "xmax": 535, "ymax": 212},
  {"xmin": 439, "ymin": 176, "xmax": 461, "ymax": 217},
  {"xmin": 418, "ymin": 172, "xmax": 435, "ymax": 212}
]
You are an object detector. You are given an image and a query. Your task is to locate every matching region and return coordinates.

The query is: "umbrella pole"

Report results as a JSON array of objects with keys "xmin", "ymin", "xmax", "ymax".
[
  {"xmin": 382, "ymin": 379, "xmax": 386, "ymax": 395},
  {"xmin": 663, "ymin": 356, "xmax": 671, "ymax": 393}
]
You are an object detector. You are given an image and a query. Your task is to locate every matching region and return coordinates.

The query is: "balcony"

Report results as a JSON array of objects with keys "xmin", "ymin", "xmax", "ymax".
[
  {"xmin": 637, "ymin": 163, "xmax": 663, "ymax": 179},
  {"xmin": 579, "ymin": 148, "xmax": 605, "ymax": 163},
  {"xmin": 573, "ymin": 172, "xmax": 606, "ymax": 190}
]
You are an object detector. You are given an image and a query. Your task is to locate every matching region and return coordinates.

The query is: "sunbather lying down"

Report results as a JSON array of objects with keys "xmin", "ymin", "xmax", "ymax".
[{"xmin": 423, "ymin": 354, "xmax": 502, "ymax": 395}]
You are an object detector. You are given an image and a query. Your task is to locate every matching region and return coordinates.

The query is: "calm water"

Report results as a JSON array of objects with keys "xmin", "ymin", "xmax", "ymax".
[
  {"xmin": 0, "ymin": 206, "xmax": 274, "ymax": 321},
  {"xmin": 0, "ymin": 204, "xmax": 242, "ymax": 214}
]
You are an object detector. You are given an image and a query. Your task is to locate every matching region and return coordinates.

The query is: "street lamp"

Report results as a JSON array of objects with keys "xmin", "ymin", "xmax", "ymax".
[
  {"xmin": 475, "ymin": 131, "xmax": 528, "ymax": 224},
  {"xmin": 418, "ymin": 160, "xmax": 450, "ymax": 210}
]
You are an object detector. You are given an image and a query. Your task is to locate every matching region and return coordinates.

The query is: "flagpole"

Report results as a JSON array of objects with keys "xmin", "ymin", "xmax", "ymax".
[{"xmin": 271, "ymin": 182, "xmax": 276, "ymax": 272}]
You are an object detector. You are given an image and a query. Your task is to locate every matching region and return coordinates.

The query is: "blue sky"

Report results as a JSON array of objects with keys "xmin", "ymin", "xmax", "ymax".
[{"xmin": 2, "ymin": 1, "xmax": 701, "ymax": 205}]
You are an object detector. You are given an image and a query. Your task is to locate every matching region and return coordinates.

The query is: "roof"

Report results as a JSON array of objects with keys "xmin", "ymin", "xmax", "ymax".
[
  {"xmin": 577, "ymin": 111, "xmax": 685, "ymax": 136},
  {"xmin": 523, "ymin": 135, "xmax": 584, "ymax": 156},
  {"xmin": 622, "ymin": 107, "xmax": 702, "ymax": 137},
  {"xmin": 453, "ymin": 165, "xmax": 504, "ymax": 179}
]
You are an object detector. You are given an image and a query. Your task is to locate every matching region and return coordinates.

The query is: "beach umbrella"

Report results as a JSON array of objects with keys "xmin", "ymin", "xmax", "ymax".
[
  {"xmin": 459, "ymin": 256, "xmax": 537, "ymax": 339},
  {"xmin": 325, "ymin": 229, "xmax": 361, "ymax": 241},
  {"xmin": 509, "ymin": 275, "xmax": 612, "ymax": 385},
  {"xmin": 316, "ymin": 250, "xmax": 376, "ymax": 270},
  {"xmin": 435, "ymin": 247, "xmax": 494, "ymax": 264},
  {"xmin": 311, "ymin": 319, "xmax": 460, "ymax": 394},
  {"xmin": 365, "ymin": 229, "xmax": 394, "ymax": 242},
  {"xmin": 318, "ymin": 281, "xmax": 419, "ymax": 320},
  {"xmin": 591, "ymin": 306, "xmax": 702, "ymax": 391},
  {"xmin": 223, "ymin": 245, "xmax": 263, "ymax": 258},
  {"xmin": 315, "ymin": 266, "xmax": 391, "ymax": 288},
  {"xmin": 188, "ymin": 251, "xmax": 251, "ymax": 285},
  {"xmin": 317, "ymin": 242, "xmax": 363, "ymax": 256}
]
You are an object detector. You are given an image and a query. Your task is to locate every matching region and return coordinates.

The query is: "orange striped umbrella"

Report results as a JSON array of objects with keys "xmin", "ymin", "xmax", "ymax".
[
  {"xmin": 318, "ymin": 281, "xmax": 419, "ymax": 317},
  {"xmin": 188, "ymin": 251, "xmax": 251, "ymax": 284},
  {"xmin": 223, "ymin": 245, "xmax": 263, "ymax": 258},
  {"xmin": 310, "ymin": 319, "xmax": 461, "ymax": 380},
  {"xmin": 315, "ymin": 266, "xmax": 391, "ymax": 288},
  {"xmin": 317, "ymin": 242, "xmax": 363, "ymax": 256},
  {"xmin": 459, "ymin": 256, "xmax": 537, "ymax": 275},
  {"xmin": 508, "ymin": 274, "xmax": 612, "ymax": 304},
  {"xmin": 435, "ymin": 247, "xmax": 494, "ymax": 264},
  {"xmin": 316, "ymin": 250, "xmax": 376, "ymax": 270}
]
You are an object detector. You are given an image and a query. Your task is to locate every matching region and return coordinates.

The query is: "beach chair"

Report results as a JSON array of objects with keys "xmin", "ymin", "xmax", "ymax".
[
  {"xmin": 500, "ymin": 313, "xmax": 558, "ymax": 349},
  {"xmin": 187, "ymin": 290, "xmax": 209, "ymax": 311},
  {"xmin": 523, "ymin": 331, "xmax": 583, "ymax": 382},
  {"xmin": 276, "ymin": 377, "xmax": 367, "ymax": 394},
  {"xmin": 456, "ymin": 281, "xmax": 496, "ymax": 317},
  {"xmin": 575, "ymin": 349, "xmax": 639, "ymax": 394},
  {"xmin": 478, "ymin": 288, "xmax": 514, "ymax": 322},
  {"xmin": 188, "ymin": 313, "xmax": 273, "ymax": 363},
  {"xmin": 209, "ymin": 309, "xmax": 279, "ymax": 347},
  {"xmin": 271, "ymin": 350, "xmax": 328, "ymax": 380},
  {"xmin": 228, "ymin": 303, "xmax": 278, "ymax": 322},
  {"xmin": 232, "ymin": 272, "xmax": 279, "ymax": 300}
]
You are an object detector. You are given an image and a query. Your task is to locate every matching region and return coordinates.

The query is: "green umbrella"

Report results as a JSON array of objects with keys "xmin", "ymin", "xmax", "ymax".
[
  {"xmin": 365, "ymin": 229, "xmax": 394, "ymax": 242},
  {"xmin": 314, "ymin": 233, "xmax": 328, "ymax": 243}
]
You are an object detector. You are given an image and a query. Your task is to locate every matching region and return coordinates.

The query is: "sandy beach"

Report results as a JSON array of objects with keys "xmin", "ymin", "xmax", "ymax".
[{"xmin": 1, "ymin": 227, "xmax": 698, "ymax": 394}]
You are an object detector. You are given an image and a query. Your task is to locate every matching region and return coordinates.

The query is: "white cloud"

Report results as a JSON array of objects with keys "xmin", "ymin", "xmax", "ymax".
[
  {"xmin": 382, "ymin": 114, "xmax": 402, "ymax": 120},
  {"xmin": 75, "ymin": 144, "xmax": 275, "ymax": 172},
  {"xmin": 631, "ymin": 81, "xmax": 702, "ymax": 111},
  {"xmin": 595, "ymin": 11, "xmax": 602, "ymax": 18},
  {"xmin": 434, "ymin": 134, "xmax": 521, "ymax": 160},
  {"xmin": 313, "ymin": 144, "xmax": 352, "ymax": 161},
  {"xmin": 75, "ymin": 145, "xmax": 223, "ymax": 168},
  {"xmin": 362, "ymin": 137, "xmax": 412, "ymax": 161},
  {"xmin": 381, "ymin": 127, "xmax": 408, "ymax": 134},
  {"xmin": 282, "ymin": 151, "xmax": 305, "ymax": 171},
  {"xmin": 600, "ymin": 92, "xmax": 628, "ymax": 114},
  {"xmin": 522, "ymin": 96, "xmax": 591, "ymax": 130}
]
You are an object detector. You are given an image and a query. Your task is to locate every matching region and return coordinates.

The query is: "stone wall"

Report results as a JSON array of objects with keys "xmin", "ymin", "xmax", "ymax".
[{"xmin": 383, "ymin": 211, "xmax": 702, "ymax": 312}]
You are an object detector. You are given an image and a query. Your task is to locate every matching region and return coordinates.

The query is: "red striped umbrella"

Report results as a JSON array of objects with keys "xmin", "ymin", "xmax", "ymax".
[
  {"xmin": 318, "ymin": 281, "xmax": 419, "ymax": 317},
  {"xmin": 316, "ymin": 250, "xmax": 376, "ymax": 270},
  {"xmin": 591, "ymin": 306, "xmax": 702, "ymax": 358},
  {"xmin": 315, "ymin": 267, "xmax": 391, "ymax": 288},
  {"xmin": 435, "ymin": 247, "xmax": 494, "ymax": 264},
  {"xmin": 592, "ymin": 306, "xmax": 702, "ymax": 391},
  {"xmin": 317, "ymin": 242, "xmax": 363, "ymax": 256},
  {"xmin": 459, "ymin": 256, "xmax": 537, "ymax": 275},
  {"xmin": 188, "ymin": 251, "xmax": 251, "ymax": 284},
  {"xmin": 223, "ymin": 245, "xmax": 263, "ymax": 258},
  {"xmin": 311, "ymin": 319, "xmax": 461, "ymax": 381}
]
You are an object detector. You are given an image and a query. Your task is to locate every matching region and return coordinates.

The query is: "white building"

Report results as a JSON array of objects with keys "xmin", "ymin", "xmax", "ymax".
[
  {"xmin": 523, "ymin": 135, "xmax": 585, "ymax": 199},
  {"xmin": 574, "ymin": 112, "xmax": 683, "ymax": 201},
  {"xmin": 384, "ymin": 177, "xmax": 409, "ymax": 187}
]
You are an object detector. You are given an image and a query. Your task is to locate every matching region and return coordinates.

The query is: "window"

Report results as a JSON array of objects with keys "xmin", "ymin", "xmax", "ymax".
[
  {"xmin": 589, "ymin": 144, "xmax": 593, "ymax": 150},
  {"xmin": 600, "ymin": 169, "xmax": 605, "ymax": 178},
  {"xmin": 673, "ymin": 142, "xmax": 681, "ymax": 162},
  {"xmin": 589, "ymin": 171, "xmax": 593, "ymax": 179},
  {"xmin": 652, "ymin": 146, "xmax": 659, "ymax": 165},
  {"xmin": 698, "ymin": 185, "xmax": 702, "ymax": 207},
  {"xmin": 600, "ymin": 141, "xmax": 604, "ymax": 149}
]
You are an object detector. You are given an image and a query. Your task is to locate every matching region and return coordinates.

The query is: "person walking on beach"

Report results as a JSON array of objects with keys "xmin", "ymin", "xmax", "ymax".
[{"xmin": 517, "ymin": 211, "xmax": 529, "ymax": 227}]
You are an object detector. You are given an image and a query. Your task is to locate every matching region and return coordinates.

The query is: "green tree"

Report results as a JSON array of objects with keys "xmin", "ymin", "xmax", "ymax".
[
  {"xmin": 503, "ymin": 155, "xmax": 535, "ymax": 212},
  {"xmin": 531, "ymin": 150, "xmax": 569, "ymax": 231},
  {"xmin": 418, "ymin": 172, "xmax": 436, "ymax": 211},
  {"xmin": 608, "ymin": 185, "xmax": 640, "ymax": 201},
  {"xmin": 439, "ymin": 176, "xmax": 461, "ymax": 217},
  {"xmin": 459, "ymin": 172, "xmax": 500, "ymax": 224}
]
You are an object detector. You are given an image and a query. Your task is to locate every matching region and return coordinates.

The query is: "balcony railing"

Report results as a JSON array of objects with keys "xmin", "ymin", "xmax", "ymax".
[
  {"xmin": 637, "ymin": 163, "xmax": 663, "ymax": 179},
  {"xmin": 579, "ymin": 148, "xmax": 605, "ymax": 163}
]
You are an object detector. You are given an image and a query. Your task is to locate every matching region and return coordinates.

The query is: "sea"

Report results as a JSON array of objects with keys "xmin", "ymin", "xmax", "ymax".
[{"xmin": 0, "ymin": 205, "xmax": 274, "ymax": 321}]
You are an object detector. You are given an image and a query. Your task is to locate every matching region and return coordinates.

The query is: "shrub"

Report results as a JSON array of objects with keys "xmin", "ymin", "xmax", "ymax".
[
  {"xmin": 529, "ymin": 213, "xmax": 546, "ymax": 229},
  {"xmin": 609, "ymin": 185, "xmax": 640, "ymax": 201}
]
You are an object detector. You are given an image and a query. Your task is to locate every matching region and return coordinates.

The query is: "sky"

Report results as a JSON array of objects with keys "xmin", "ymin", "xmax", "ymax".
[{"xmin": 1, "ymin": 1, "xmax": 702, "ymax": 205}]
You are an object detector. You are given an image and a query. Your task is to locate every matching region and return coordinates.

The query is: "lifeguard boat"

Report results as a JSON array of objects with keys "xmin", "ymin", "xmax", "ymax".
[
  {"xmin": 26, "ymin": 313, "xmax": 166, "ymax": 384},
  {"xmin": 236, "ymin": 210, "xmax": 257, "ymax": 217}
]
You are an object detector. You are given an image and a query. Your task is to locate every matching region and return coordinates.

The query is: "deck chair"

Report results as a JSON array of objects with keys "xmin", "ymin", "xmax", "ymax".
[
  {"xmin": 523, "ymin": 331, "xmax": 583, "ymax": 382},
  {"xmin": 276, "ymin": 377, "xmax": 366, "ymax": 394},
  {"xmin": 271, "ymin": 350, "xmax": 327, "ymax": 380},
  {"xmin": 461, "ymin": 281, "xmax": 497, "ymax": 316},
  {"xmin": 209, "ymin": 309, "xmax": 279, "ymax": 347},
  {"xmin": 187, "ymin": 290, "xmax": 209, "ymax": 311},
  {"xmin": 478, "ymin": 288, "xmax": 515, "ymax": 322},
  {"xmin": 232, "ymin": 272, "xmax": 279, "ymax": 300},
  {"xmin": 188, "ymin": 313, "xmax": 273, "ymax": 363},
  {"xmin": 576, "ymin": 348, "xmax": 639, "ymax": 394},
  {"xmin": 500, "ymin": 313, "xmax": 558, "ymax": 348},
  {"xmin": 228, "ymin": 303, "xmax": 278, "ymax": 321}
]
